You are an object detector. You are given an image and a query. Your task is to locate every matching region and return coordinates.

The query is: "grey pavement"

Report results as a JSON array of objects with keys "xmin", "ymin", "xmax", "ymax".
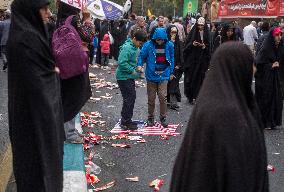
[
  {"xmin": 82, "ymin": 66, "xmax": 284, "ymax": 192},
  {"xmin": 1, "ymin": 61, "xmax": 284, "ymax": 191}
]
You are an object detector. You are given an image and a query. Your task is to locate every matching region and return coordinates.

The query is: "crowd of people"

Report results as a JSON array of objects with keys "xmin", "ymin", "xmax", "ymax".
[{"xmin": 1, "ymin": 0, "xmax": 284, "ymax": 191}]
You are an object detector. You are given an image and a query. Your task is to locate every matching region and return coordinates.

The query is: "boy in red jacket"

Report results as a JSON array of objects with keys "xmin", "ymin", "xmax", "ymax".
[{"xmin": 100, "ymin": 33, "xmax": 111, "ymax": 67}]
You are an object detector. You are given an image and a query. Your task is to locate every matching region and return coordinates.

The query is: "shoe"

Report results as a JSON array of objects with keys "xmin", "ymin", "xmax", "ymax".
[
  {"xmin": 160, "ymin": 117, "xmax": 168, "ymax": 128},
  {"xmin": 66, "ymin": 136, "xmax": 84, "ymax": 144},
  {"xmin": 147, "ymin": 117, "xmax": 155, "ymax": 127},
  {"xmin": 170, "ymin": 104, "xmax": 179, "ymax": 111},
  {"xmin": 121, "ymin": 122, "xmax": 138, "ymax": 130}
]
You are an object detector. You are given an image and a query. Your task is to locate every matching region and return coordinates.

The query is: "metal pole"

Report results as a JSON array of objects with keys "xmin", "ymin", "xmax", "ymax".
[{"xmin": 141, "ymin": 0, "xmax": 144, "ymax": 15}]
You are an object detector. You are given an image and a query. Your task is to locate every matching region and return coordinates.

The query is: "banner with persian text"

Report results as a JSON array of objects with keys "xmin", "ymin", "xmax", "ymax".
[{"xmin": 218, "ymin": 0, "xmax": 280, "ymax": 18}]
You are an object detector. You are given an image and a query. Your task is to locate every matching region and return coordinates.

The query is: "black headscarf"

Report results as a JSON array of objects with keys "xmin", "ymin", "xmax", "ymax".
[
  {"xmin": 10, "ymin": 0, "xmax": 50, "ymax": 39},
  {"xmin": 171, "ymin": 42, "xmax": 268, "ymax": 192},
  {"xmin": 56, "ymin": 1, "xmax": 80, "ymax": 27}
]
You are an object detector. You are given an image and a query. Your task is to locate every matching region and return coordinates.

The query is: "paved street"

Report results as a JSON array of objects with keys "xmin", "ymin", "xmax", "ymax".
[{"xmin": 1, "ymin": 61, "xmax": 284, "ymax": 191}]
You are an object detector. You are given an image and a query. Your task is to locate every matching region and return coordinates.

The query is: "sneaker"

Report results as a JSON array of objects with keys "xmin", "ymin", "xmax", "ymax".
[
  {"xmin": 66, "ymin": 136, "xmax": 84, "ymax": 144},
  {"xmin": 121, "ymin": 122, "xmax": 138, "ymax": 130},
  {"xmin": 160, "ymin": 117, "xmax": 168, "ymax": 128},
  {"xmin": 146, "ymin": 118, "xmax": 155, "ymax": 127}
]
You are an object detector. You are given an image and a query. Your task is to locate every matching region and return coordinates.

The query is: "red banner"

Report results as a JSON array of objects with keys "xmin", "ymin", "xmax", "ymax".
[{"xmin": 218, "ymin": 0, "xmax": 281, "ymax": 18}]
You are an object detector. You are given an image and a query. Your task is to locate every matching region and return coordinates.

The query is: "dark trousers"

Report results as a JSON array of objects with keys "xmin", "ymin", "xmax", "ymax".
[
  {"xmin": 117, "ymin": 79, "xmax": 136, "ymax": 125},
  {"xmin": 89, "ymin": 45, "xmax": 94, "ymax": 65},
  {"xmin": 1, "ymin": 45, "xmax": 7, "ymax": 70},
  {"xmin": 101, "ymin": 53, "xmax": 109, "ymax": 66}
]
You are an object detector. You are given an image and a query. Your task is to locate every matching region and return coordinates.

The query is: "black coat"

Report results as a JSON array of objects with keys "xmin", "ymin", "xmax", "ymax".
[
  {"xmin": 166, "ymin": 25, "xmax": 184, "ymax": 102},
  {"xmin": 255, "ymin": 28, "xmax": 284, "ymax": 128},
  {"xmin": 111, "ymin": 21, "xmax": 127, "ymax": 61},
  {"xmin": 56, "ymin": 3, "xmax": 92, "ymax": 122},
  {"xmin": 171, "ymin": 42, "xmax": 269, "ymax": 192},
  {"xmin": 183, "ymin": 24, "xmax": 211, "ymax": 102},
  {"xmin": 7, "ymin": 0, "xmax": 65, "ymax": 191}
]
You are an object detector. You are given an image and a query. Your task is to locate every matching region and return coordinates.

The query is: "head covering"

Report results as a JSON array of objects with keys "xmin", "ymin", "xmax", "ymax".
[
  {"xmin": 256, "ymin": 27, "xmax": 284, "ymax": 65},
  {"xmin": 152, "ymin": 27, "xmax": 168, "ymax": 41},
  {"xmin": 197, "ymin": 17, "xmax": 205, "ymax": 25},
  {"xmin": 56, "ymin": 1, "xmax": 80, "ymax": 27},
  {"xmin": 10, "ymin": 0, "xmax": 50, "ymax": 38},
  {"xmin": 272, "ymin": 27, "xmax": 282, "ymax": 37},
  {"xmin": 170, "ymin": 42, "xmax": 268, "ymax": 192}
]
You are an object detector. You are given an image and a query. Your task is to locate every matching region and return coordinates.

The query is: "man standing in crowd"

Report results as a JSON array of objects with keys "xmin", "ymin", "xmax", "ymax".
[
  {"xmin": 128, "ymin": 16, "xmax": 147, "ymax": 38},
  {"xmin": 243, "ymin": 21, "xmax": 258, "ymax": 54},
  {"xmin": 256, "ymin": 21, "xmax": 270, "ymax": 56},
  {"xmin": 0, "ymin": 10, "xmax": 11, "ymax": 71}
]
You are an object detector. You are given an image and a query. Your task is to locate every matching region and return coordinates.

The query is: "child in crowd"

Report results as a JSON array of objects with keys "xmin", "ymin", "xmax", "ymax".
[
  {"xmin": 100, "ymin": 34, "xmax": 111, "ymax": 67},
  {"xmin": 116, "ymin": 30, "xmax": 147, "ymax": 130}
]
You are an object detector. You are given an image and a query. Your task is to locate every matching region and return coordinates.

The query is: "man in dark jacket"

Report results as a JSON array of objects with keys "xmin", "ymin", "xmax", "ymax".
[{"xmin": 255, "ymin": 22, "xmax": 270, "ymax": 57}]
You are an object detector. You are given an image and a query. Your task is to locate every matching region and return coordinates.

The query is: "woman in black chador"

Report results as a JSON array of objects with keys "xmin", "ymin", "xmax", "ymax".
[
  {"xmin": 213, "ymin": 23, "xmax": 236, "ymax": 51},
  {"xmin": 171, "ymin": 42, "xmax": 269, "ymax": 192},
  {"xmin": 7, "ymin": 0, "xmax": 65, "ymax": 191},
  {"xmin": 183, "ymin": 17, "xmax": 211, "ymax": 104},
  {"xmin": 166, "ymin": 25, "xmax": 184, "ymax": 110},
  {"xmin": 255, "ymin": 27, "xmax": 284, "ymax": 129}
]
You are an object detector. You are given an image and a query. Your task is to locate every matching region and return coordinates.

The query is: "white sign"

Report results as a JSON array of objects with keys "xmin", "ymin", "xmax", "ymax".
[
  {"xmin": 60, "ymin": 0, "xmax": 88, "ymax": 10},
  {"xmin": 0, "ymin": 0, "xmax": 12, "ymax": 10}
]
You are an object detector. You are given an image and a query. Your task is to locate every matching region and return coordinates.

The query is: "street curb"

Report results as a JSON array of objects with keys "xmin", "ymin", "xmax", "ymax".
[
  {"xmin": 63, "ymin": 143, "xmax": 87, "ymax": 192},
  {"xmin": 0, "ymin": 144, "xmax": 13, "ymax": 192}
]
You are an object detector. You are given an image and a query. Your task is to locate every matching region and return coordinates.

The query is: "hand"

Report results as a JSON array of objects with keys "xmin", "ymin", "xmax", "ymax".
[
  {"xmin": 193, "ymin": 41, "xmax": 199, "ymax": 46},
  {"xmin": 170, "ymin": 75, "xmax": 175, "ymax": 81},
  {"xmin": 200, "ymin": 43, "xmax": 206, "ymax": 49},
  {"xmin": 136, "ymin": 66, "xmax": 143, "ymax": 72},
  {"xmin": 54, "ymin": 67, "xmax": 60, "ymax": 74},
  {"xmin": 272, "ymin": 61, "xmax": 280, "ymax": 68}
]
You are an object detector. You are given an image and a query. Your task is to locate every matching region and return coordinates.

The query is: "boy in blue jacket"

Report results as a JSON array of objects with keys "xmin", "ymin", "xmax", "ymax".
[{"xmin": 137, "ymin": 28, "xmax": 175, "ymax": 127}]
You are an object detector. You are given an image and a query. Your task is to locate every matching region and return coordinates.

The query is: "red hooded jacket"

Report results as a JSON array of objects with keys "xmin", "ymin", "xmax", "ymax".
[{"xmin": 100, "ymin": 34, "xmax": 111, "ymax": 54}]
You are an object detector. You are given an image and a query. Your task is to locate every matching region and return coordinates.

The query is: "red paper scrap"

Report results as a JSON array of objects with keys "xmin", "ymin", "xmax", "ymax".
[
  {"xmin": 149, "ymin": 179, "xmax": 164, "ymax": 191},
  {"xmin": 94, "ymin": 181, "xmax": 115, "ymax": 191},
  {"xmin": 86, "ymin": 173, "xmax": 100, "ymax": 184},
  {"xmin": 84, "ymin": 144, "xmax": 91, "ymax": 151},
  {"xmin": 125, "ymin": 176, "xmax": 139, "ymax": 182},
  {"xmin": 137, "ymin": 139, "xmax": 146, "ymax": 143},
  {"xmin": 267, "ymin": 165, "xmax": 275, "ymax": 172},
  {"xmin": 111, "ymin": 144, "xmax": 131, "ymax": 148}
]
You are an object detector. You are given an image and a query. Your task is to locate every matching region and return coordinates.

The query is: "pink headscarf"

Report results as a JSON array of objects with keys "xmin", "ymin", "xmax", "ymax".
[{"xmin": 272, "ymin": 27, "xmax": 282, "ymax": 37}]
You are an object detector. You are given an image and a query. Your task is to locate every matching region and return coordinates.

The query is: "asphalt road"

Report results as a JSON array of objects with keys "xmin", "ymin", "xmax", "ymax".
[
  {"xmin": 82, "ymin": 66, "xmax": 284, "ymax": 192},
  {"xmin": 1, "ymin": 61, "xmax": 283, "ymax": 191}
]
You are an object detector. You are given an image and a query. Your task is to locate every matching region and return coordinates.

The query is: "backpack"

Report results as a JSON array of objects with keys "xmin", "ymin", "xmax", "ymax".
[{"xmin": 52, "ymin": 15, "xmax": 88, "ymax": 79}]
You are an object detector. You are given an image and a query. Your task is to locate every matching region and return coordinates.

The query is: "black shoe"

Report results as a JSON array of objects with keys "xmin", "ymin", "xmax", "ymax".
[
  {"xmin": 170, "ymin": 104, "xmax": 179, "ymax": 111},
  {"xmin": 147, "ymin": 117, "xmax": 155, "ymax": 127},
  {"xmin": 121, "ymin": 122, "xmax": 138, "ymax": 130},
  {"xmin": 160, "ymin": 117, "xmax": 168, "ymax": 128}
]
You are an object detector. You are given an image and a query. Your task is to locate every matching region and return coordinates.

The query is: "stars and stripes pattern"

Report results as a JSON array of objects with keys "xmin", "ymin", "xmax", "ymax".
[{"xmin": 110, "ymin": 120, "xmax": 181, "ymax": 136}]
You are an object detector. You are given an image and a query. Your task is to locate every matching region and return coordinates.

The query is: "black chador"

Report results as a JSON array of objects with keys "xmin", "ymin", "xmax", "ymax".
[
  {"xmin": 171, "ymin": 42, "xmax": 269, "ymax": 192},
  {"xmin": 255, "ymin": 27, "xmax": 284, "ymax": 129},
  {"xmin": 183, "ymin": 18, "xmax": 211, "ymax": 103}
]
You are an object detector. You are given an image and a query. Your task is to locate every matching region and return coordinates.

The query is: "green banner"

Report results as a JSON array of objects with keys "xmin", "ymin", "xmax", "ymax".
[{"xmin": 183, "ymin": 0, "xmax": 198, "ymax": 17}]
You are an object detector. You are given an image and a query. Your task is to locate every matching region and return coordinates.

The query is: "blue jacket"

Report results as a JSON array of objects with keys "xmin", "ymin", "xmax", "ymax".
[{"xmin": 138, "ymin": 28, "xmax": 174, "ymax": 82}]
